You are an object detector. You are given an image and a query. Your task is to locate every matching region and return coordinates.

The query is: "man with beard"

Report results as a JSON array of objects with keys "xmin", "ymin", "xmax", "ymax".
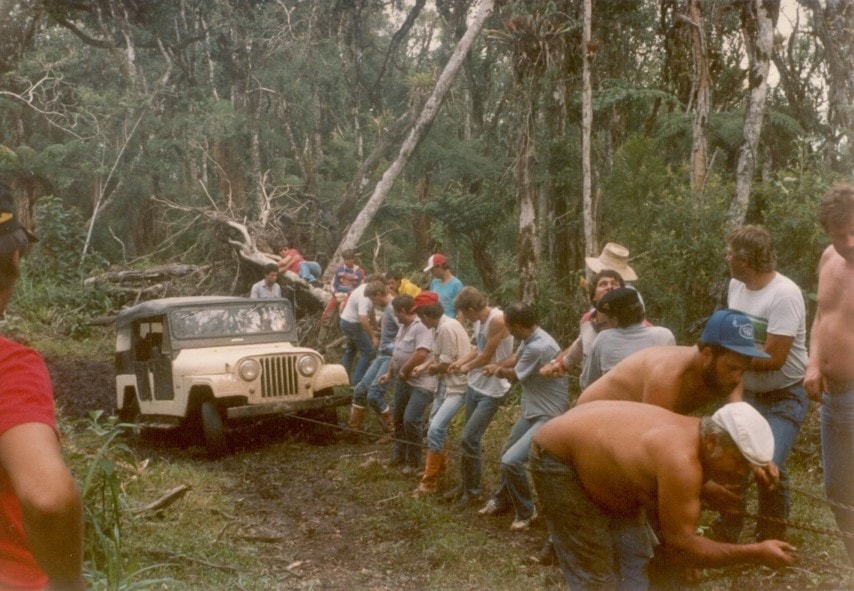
[{"xmin": 575, "ymin": 308, "xmax": 766, "ymax": 414}]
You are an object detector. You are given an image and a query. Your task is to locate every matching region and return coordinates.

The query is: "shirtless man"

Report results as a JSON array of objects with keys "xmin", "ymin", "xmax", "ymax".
[
  {"xmin": 804, "ymin": 182, "xmax": 854, "ymax": 566},
  {"xmin": 576, "ymin": 308, "xmax": 767, "ymax": 415},
  {"xmin": 531, "ymin": 401, "xmax": 797, "ymax": 590}
]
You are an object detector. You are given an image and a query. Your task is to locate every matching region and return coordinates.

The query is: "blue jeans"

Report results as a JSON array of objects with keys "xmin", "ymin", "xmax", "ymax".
[
  {"xmin": 487, "ymin": 416, "xmax": 547, "ymax": 521},
  {"xmin": 822, "ymin": 385, "xmax": 854, "ymax": 566},
  {"xmin": 426, "ymin": 386, "xmax": 466, "ymax": 453},
  {"xmin": 339, "ymin": 318, "xmax": 375, "ymax": 386},
  {"xmin": 392, "ymin": 381, "xmax": 433, "ymax": 469},
  {"xmin": 298, "ymin": 261, "xmax": 321, "ymax": 282},
  {"xmin": 716, "ymin": 383, "xmax": 808, "ymax": 541},
  {"xmin": 353, "ymin": 353, "xmax": 391, "ymax": 414},
  {"xmin": 459, "ymin": 386, "xmax": 506, "ymax": 497},
  {"xmin": 530, "ymin": 443, "xmax": 655, "ymax": 591}
]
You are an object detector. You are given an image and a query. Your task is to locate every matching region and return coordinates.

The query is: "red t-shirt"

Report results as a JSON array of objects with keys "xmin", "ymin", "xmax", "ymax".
[
  {"xmin": 0, "ymin": 337, "xmax": 55, "ymax": 590},
  {"xmin": 279, "ymin": 248, "xmax": 304, "ymax": 274}
]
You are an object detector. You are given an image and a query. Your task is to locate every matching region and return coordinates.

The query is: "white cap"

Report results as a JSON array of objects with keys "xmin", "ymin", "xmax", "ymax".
[{"xmin": 710, "ymin": 402, "xmax": 774, "ymax": 466}]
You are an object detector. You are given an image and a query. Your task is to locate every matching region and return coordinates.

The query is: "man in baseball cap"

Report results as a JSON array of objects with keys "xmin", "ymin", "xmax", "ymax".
[
  {"xmin": 700, "ymin": 308, "xmax": 771, "ymax": 359},
  {"xmin": 423, "ymin": 253, "xmax": 464, "ymax": 321}
]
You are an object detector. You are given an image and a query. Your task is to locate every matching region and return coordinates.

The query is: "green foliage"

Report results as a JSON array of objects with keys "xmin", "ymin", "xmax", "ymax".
[{"xmin": 69, "ymin": 412, "xmax": 172, "ymax": 590}]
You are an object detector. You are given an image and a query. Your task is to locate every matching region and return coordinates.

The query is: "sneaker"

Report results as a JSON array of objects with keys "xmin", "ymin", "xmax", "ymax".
[
  {"xmin": 478, "ymin": 499, "xmax": 509, "ymax": 516},
  {"xmin": 401, "ymin": 465, "xmax": 419, "ymax": 476},
  {"xmin": 510, "ymin": 510, "xmax": 537, "ymax": 531}
]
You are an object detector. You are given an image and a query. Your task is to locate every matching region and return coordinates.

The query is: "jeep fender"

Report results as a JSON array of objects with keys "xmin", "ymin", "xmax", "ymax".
[{"xmin": 311, "ymin": 364, "xmax": 350, "ymax": 392}]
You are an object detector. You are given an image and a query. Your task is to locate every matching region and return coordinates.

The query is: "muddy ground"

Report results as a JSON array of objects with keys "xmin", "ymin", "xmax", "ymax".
[{"xmin": 46, "ymin": 356, "xmax": 556, "ymax": 590}]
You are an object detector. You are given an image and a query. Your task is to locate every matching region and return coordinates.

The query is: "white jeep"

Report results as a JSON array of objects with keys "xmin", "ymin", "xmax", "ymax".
[{"xmin": 114, "ymin": 296, "xmax": 350, "ymax": 455}]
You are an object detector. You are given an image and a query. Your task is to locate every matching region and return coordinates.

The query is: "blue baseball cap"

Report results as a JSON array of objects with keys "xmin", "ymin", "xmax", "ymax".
[{"xmin": 700, "ymin": 309, "xmax": 770, "ymax": 359}]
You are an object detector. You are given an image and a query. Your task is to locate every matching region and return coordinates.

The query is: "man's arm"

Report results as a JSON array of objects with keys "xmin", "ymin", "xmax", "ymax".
[
  {"xmin": 804, "ymin": 250, "xmax": 833, "ymax": 402},
  {"xmin": 656, "ymin": 450, "xmax": 796, "ymax": 568},
  {"xmin": 749, "ymin": 333, "xmax": 794, "ymax": 372},
  {"xmin": 399, "ymin": 348, "xmax": 430, "ymax": 381},
  {"xmin": 0, "ymin": 423, "xmax": 85, "ymax": 591},
  {"xmin": 460, "ymin": 314, "xmax": 510, "ymax": 372}
]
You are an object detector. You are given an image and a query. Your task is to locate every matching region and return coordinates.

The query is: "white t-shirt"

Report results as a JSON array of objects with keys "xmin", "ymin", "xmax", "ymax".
[
  {"xmin": 340, "ymin": 283, "xmax": 373, "ymax": 323},
  {"xmin": 728, "ymin": 273, "xmax": 807, "ymax": 393}
]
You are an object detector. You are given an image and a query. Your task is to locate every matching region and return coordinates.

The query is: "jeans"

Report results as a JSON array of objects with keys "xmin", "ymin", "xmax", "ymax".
[
  {"xmin": 426, "ymin": 385, "xmax": 466, "ymax": 453},
  {"xmin": 715, "ymin": 383, "xmax": 808, "ymax": 541},
  {"xmin": 487, "ymin": 416, "xmax": 547, "ymax": 521},
  {"xmin": 530, "ymin": 443, "xmax": 655, "ymax": 591},
  {"xmin": 352, "ymin": 353, "xmax": 391, "ymax": 413},
  {"xmin": 392, "ymin": 381, "xmax": 433, "ymax": 469},
  {"xmin": 298, "ymin": 261, "xmax": 321, "ymax": 282},
  {"xmin": 459, "ymin": 386, "xmax": 506, "ymax": 497},
  {"xmin": 822, "ymin": 386, "xmax": 854, "ymax": 566},
  {"xmin": 339, "ymin": 318, "xmax": 375, "ymax": 386}
]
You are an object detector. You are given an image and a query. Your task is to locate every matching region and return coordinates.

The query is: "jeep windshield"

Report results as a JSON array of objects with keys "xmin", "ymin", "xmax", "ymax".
[{"xmin": 169, "ymin": 302, "xmax": 294, "ymax": 340}]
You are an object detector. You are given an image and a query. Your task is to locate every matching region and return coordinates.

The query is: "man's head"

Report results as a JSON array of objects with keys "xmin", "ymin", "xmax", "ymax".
[
  {"xmin": 262, "ymin": 263, "xmax": 279, "ymax": 286},
  {"xmin": 504, "ymin": 302, "xmax": 537, "ymax": 339},
  {"xmin": 0, "ymin": 181, "xmax": 34, "ymax": 294},
  {"xmin": 818, "ymin": 183, "xmax": 854, "ymax": 263},
  {"xmin": 342, "ymin": 249, "xmax": 358, "ymax": 268},
  {"xmin": 595, "ymin": 287, "xmax": 643, "ymax": 328},
  {"xmin": 423, "ymin": 253, "xmax": 449, "ymax": 278},
  {"xmin": 697, "ymin": 309, "xmax": 769, "ymax": 397},
  {"xmin": 700, "ymin": 402, "xmax": 774, "ymax": 484},
  {"xmin": 726, "ymin": 225, "xmax": 776, "ymax": 278},
  {"xmin": 364, "ymin": 280, "xmax": 389, "ymax": 307},
  {"xmin": 391, "ymin": 294, "xmax": 416, "ymax": 325},
  {"xmin": 385, "ymin": 270, "xmax": 404, "ymax": 294},
  {"xmin": 412, "ymin": 291, "xmax": 443, "ymax": 328},
  {"xmin": 588, "ymin": 269, "xmax": 625, "ymax": 305},
  {"xmin": 454, "ymin": 286, "xmax": 487, "ymax": 322}
]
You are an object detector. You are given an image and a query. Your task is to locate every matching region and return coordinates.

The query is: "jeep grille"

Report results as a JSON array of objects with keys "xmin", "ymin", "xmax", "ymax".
[{"xmin": 259, "ymin": 356, "xmax": 300, "ymax": 397}]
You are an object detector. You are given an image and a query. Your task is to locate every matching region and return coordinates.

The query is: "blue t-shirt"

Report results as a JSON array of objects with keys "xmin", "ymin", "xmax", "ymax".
[{"xmin": 428, "ymin": 276, "xmax": 464, "ymax": 318}]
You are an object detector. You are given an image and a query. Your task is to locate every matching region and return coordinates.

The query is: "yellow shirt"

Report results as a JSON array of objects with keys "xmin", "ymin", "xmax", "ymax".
[{"xmin": 399, "ymin": 278, "xmax": 421, "ymax": 297}]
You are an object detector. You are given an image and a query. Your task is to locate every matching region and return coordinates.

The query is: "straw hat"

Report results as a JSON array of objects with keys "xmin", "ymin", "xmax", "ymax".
[{"xmin": 585, "ymin": 242, "xmax": 637, "ymax": 281}]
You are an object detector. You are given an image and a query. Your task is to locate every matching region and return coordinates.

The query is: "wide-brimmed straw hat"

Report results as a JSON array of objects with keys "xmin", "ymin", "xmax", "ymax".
[{"xmin": 585, "ymin": 242, "xmax": 637, "ymax": 281}]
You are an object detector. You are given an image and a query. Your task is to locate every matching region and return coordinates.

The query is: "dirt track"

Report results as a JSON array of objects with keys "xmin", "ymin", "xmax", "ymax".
[{"xmin": 46, "ymin": 355, "xmax": 554, "ymax": 590}]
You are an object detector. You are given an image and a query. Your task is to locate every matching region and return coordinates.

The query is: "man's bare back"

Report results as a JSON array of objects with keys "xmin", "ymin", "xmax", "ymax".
[
  {"xmin": 533, "ymin": 400, "xmax": 796, "ymax": 568},
  {"xmin": 575, "ymin": 345, "xmax": 743, "ymax": 414},
  {"xmin": 536, "ymin": 401, "xmax": 701, "ymax": 514}
]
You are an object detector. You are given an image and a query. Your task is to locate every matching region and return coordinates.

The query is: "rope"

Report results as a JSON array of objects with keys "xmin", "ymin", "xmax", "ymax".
[{"xmin": 278, "ymin": 410, "xmax": 854, "ymax": 544}]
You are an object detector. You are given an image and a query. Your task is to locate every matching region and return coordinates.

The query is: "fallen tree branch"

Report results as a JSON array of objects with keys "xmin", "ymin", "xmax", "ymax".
[{"xmin": 132, "ymin": 484, "xmax": 191, "ymax": 515}]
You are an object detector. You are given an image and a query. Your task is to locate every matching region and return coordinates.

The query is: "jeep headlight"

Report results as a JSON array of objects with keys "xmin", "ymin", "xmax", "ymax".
[
  {"xmin": 297, "ymin": 355, "xmax": 319, "ymax": 377},
  {"xmin": 238, "ymin": 359, "xmax": 261, "ymax": 382}
]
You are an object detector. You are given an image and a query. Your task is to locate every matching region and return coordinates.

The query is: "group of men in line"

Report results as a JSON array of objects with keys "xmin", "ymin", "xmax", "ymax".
[
  {"xmin": 293, "ymin": 185, "xmax": 853, "ymax": 589},
  {"xmin": 0, "ymin": 180, "xmax": 852, "ymax": 589}
]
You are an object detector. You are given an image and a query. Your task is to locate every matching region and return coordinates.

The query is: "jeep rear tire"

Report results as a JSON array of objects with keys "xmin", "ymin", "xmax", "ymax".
[{"xmin": 200, "ymin": 400, "xmax": 228, "ymax": 458}]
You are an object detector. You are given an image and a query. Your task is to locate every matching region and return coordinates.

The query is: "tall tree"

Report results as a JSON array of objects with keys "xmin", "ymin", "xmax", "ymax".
[
  {"xmin": 728, "ymin": 0, "xmax": 779, "ymax": 225},
  {"xmin": 326, "ymin": 0, "xmax": 496, "ymax": 275}
]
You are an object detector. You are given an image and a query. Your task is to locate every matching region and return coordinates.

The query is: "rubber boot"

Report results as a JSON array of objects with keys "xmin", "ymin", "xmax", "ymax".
[
  {"xmin": 413, "ymin": 451, "xmax": 443, "ymax": 497},
  {"xmin": 347, "ymin": 405, "xmax": 366, "ymax": 439},
  {"xmin": 376, "ymin": 409, "xmax": 394, "ymax": 444}
]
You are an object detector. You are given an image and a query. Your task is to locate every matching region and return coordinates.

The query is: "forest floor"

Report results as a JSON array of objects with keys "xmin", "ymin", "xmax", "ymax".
[{"xmin": 46, "ymin": 353, "xmax": 853, "ymax": 591}]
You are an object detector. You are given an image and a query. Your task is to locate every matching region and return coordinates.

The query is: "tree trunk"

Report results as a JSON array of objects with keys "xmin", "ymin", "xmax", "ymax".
[
  {"xmin": 581, "ymin": 0, "xmax": 596, "ymax": 257},
  {"xmin": 324, "ymin": 0, "xmax": 496, "ymax": 279},
  {"xmin": 684, "ymin": 0, "xmax": 711, "ymax": 192},
  {"xmin": 798, "ymin": 0, "xmax": 854, "ymax": 175},
  {"xmin": 728, "ymin": 0, "xmax": 778, "ymax": 226},
  {"xmin": 517, "ymin": 108, "xmax": 538, "ymax": 305}
]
